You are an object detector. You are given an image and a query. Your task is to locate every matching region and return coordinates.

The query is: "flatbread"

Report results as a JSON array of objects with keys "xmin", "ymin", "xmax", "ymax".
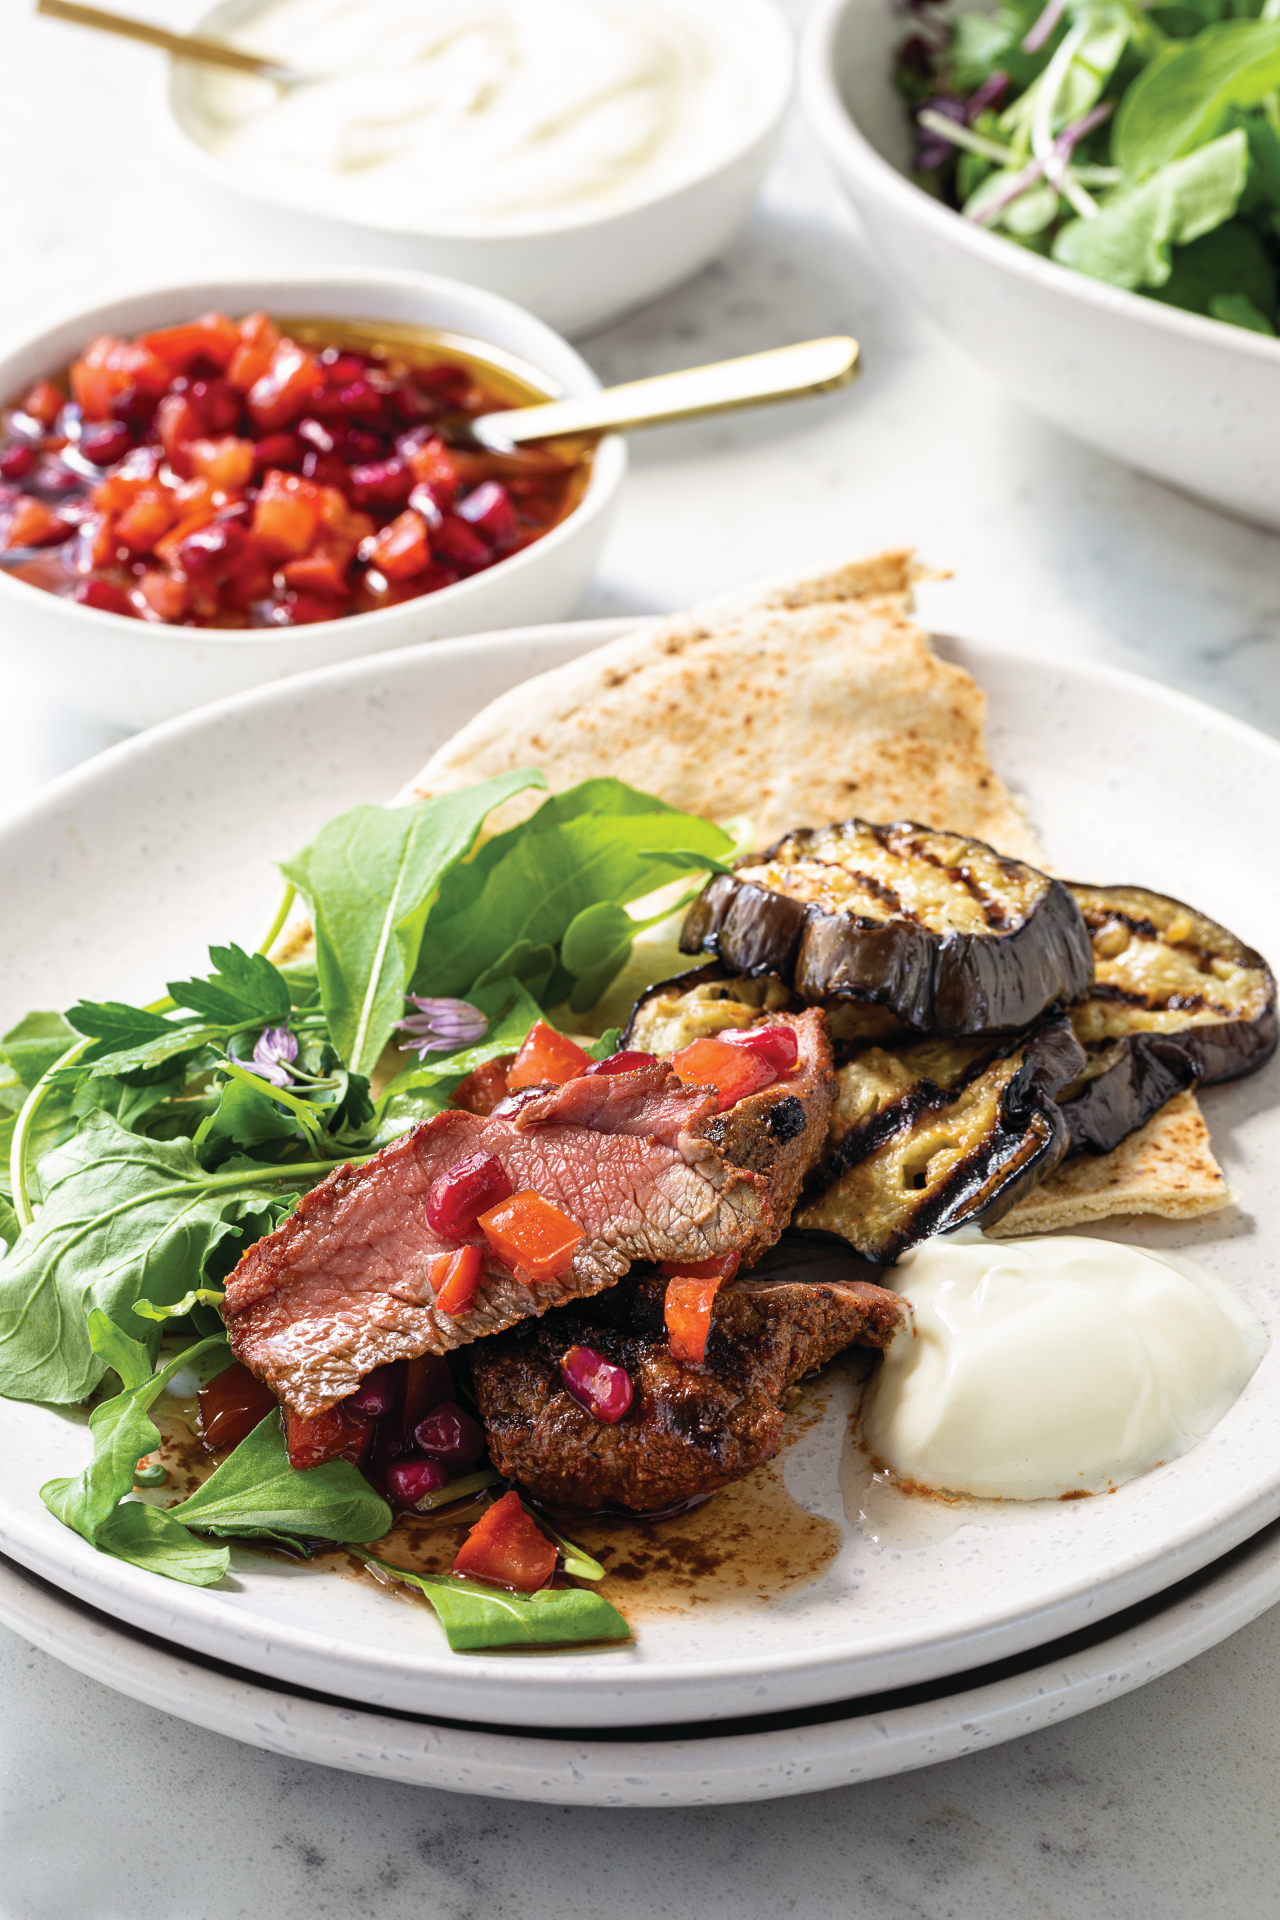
[
  {"xmin": 989, "ymin": 1091, "xmax": 1232, "ymax": 1236},
  {"xmin": 402, "ymin": 549, "xmax": 1043, "ymax": 861}
]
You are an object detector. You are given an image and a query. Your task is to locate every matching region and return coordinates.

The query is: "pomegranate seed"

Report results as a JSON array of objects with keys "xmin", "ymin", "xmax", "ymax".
[
  {"xmin": 413, "ymin": 1401, "xmax": 487, "ymax": 1469},
  {"xmin": 427, "ymin": 1150, "xmax": 513, "ymax": 1239},
  {"xmin": 346, "ymin": 1362, "xmax": 398, "ymax": 1418},
  {"xmin": 337, "ymin": 379, "xmax": 387, "ymax": 416},
  {"xmin": 0, "ymin": 445, "xmax": 34, "ymax": 480},
  {"xmin": 180, "ymin": 520, "xmax": 246, "ymax": 581},
  {"xmin": 188, "ymin": 377, "xmax": 240, "ymax": 433},
  {"xmin": 456, "ymin": 480, "xmax": 518, "ymax": 550},
  {"xmin": 298, "ymin": 416, "xmax": 335, "ymax": 453},
  {"xmin": 407, "ymin": 481, "xmax": 443, "ymax": 529},
  {"xmin": 252, "ymin": 433, "xmax": 303, "ymax": 471},
  {"xmin": 386, "ymin": 1455, "xmax": 451, "ymax": 1508},
  {"xmin": 301, "ymin": 448, "xmax": 349, "ymax": 488},
  {"xmin": 560, "ymin": 1345, "xmax": 633, "ymax": 1424},
  {"xmin": 341, "ymin": 426, "xmax": 386, "ymax": 462},
  {"xmin": 720, "ymin": 1025, "xmax": 799, "ymax": 1073},
  {"xmin": 79, "ymin": 421, "xmax": 131, "ymax": 467},
  {"xmin": 72, "ymin": 578, "xmax": 137, "ymax": 617},
  {"xmin": 348, "ymin": 457, "xmax": 412, "ymax": 507},
  {"xmin": 434, "ymin": 513, "xmax": 491, "ymax": 568},
  {"xmin": 583, "ymin": 1049, "xmax": 657, "ymax": 1077},
  {"xmin": 34, "ymin": 460, "xmax": 81, "ymax": 496}
]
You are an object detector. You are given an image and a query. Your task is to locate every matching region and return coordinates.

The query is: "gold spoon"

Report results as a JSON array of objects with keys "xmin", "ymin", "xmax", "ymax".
[{"xmin": 35, "ymin": 0, "xmax": 311, "ymax": 86}]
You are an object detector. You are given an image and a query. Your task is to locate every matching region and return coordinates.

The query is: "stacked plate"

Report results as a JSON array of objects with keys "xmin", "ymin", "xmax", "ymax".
[{"xmin": 2, "ymin": 620, "xmax": 1278, "ymax": 1803}]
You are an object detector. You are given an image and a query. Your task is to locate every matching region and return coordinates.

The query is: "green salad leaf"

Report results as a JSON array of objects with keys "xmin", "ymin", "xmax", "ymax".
[
  {"xmin": 0, "ymin": 1114, "xmax": 296, "ymax": 1403},
  {"xmin": 41, "ymin": 1321, "xmax": 231, "ymax": 1588},
  {"xmin": 353, "ymin": 1553, "xmax": 630, "ymax": 1652},
  {"xmin": 166, "ymin": 943, "xmax": 293, "ymax": 1029},
  {"xmin": 1053, "ymin": 128, "xmax": 1249, "ymax": 286},
  {"xmin": 1114, "ymin": 20, "xmax": 1280, "ymax": 179},
  {"xmin": 168, "ymin": 1411, "xmax": 392, "ymax": 1544},
  {"xmin": 281, "ymin": 768, "xmax": 543, "ymax": 1078}
]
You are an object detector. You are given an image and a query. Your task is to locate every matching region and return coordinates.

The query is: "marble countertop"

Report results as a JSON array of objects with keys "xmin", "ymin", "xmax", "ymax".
[{"xmin": 2, "ymin": 0, "xmax": 1279, "ymax": 1910}]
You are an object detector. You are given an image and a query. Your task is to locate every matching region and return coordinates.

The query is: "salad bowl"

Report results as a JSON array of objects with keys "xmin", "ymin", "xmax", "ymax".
[
  {"xmin": 0, "ymin": 269, "xmax": 625, "ymax": 731},
  {"xmin": 800, "ymin": 0, "xmax": 1280, "ymax": 530}
]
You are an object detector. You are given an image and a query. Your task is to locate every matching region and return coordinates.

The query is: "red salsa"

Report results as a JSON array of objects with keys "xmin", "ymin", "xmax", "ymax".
[{"xmin": 0, "ymin": 311, "xmax": 590, "ymax": 628}]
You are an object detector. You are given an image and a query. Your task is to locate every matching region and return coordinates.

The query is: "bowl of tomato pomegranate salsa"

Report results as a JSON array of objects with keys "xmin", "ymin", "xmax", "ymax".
[{"xmin": 0, "ymin": 270, "xmax": 624, "ymax": 729}]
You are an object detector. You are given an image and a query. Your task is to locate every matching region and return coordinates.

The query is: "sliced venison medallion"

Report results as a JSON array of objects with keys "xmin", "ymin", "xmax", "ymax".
[
  {"xmin": 680, "ymin": 819, "xmax": 1093, "ymax": 1035},
  {"xmin": 794, "ymin": 1016, "xmax": 1086, "ymax": 1263},
  {"xmin": 223, "ymin": 1010, "xmax": 836, "ymax": 1419},
  {"xmin": 471, "ymin": 1249, "xmax": 905, "ymax": 1514},
  {"xmin": 1061, "ymin": 882, "xmax": 1277, "ymax": 1155}
]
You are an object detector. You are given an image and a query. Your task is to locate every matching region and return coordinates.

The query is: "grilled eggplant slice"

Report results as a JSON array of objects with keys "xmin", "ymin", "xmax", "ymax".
[
  {"xmin": 680, "ymin": 819, "xmax": 1093, "ymax": 1036},
  {"xmin": 1058, "ymin": 883, "xmax": 1277, "ymax": 1155},
  {"xmin": 624, "ymin": 962, "xmax": 909, "ymax": 1056},
  {"xmin": 794, "ymin": 1017, "xmax": 1086, "ymax": 1262}
]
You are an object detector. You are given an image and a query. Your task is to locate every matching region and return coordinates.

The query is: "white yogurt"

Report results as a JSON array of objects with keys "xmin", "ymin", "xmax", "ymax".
[
  {"xmin": 862, "ymin": 1229, "xmax": 1265, "ymax": 1500},
  {"xmin": 186, "ymin": 0, "xmax": 782, "ymax": 235}
]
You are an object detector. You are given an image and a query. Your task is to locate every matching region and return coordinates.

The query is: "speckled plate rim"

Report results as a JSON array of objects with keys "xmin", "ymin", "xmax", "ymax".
[
  {"xmin": 1, "ymin": 616, "xmax": 1279, "ymax": 1733},
  {"xmin": 2, "ymin": 1520, "xmax": 1278, "ymax": 1806}
]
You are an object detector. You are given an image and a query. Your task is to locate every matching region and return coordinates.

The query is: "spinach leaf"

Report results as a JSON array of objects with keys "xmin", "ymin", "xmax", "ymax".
[
  {"xmin": 0, "ymin": 1113, "xmax": 293, "ymax": 1403},
  {"xmin": 0, "ymin": 1193, "xmax": 17, "ymax": 1253},
  {"xmin": 167, "ymin": 944, "xmax": 292, "ymax": 1028},
  {"xmin": 1, "ymin": 1011, "xmax": 79, "ymax": 1089},
  {"xmin": 415, "ymin": 782, "xmax": 733, "ymax": 1005},
  {"xmin": 168, "ymin": 1412, "xmax": 391, "ymax": 1543},
  {"xmin": 281, "ymin": 768, "xmax": 542, "ymax": 1078},
  {"xmin": 1113, "ymin": 20, "xmax": 1280, "ymax": 177},
  {"xmin": 1147, "ymin": 216, "xmax": 1278, "ymax": 313},
  {"xmin": 353, "ymin": 1553, "xmax": 631, "ymax": 1651},
  {"xmin": 372, "ymin": 976, "xmax": 542, "ymax": 1143},
  {"xmin": 193, "ymin": 1076, "xmax": 302, "ymax": 1167},
  {"xmin": 1209, "ymin": 287, "xmax": 1277, "ymax": 328},
  {"xmin": 41, "ymin": 1324, "xmax": 231, "ymax": 1588},
  {"xmin": 1053, "ymin": 128, "xmax": 1248, "ymax": 285}
]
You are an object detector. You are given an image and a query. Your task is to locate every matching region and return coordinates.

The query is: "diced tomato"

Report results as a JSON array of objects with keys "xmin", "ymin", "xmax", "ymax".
[
  {"xmin": 583, "ymin": 1049, "xmax": 656, "ymax": 1077},
  {"xmin": 187, "ymin": 434, "xmax": 255, "ymax": 491},
  {"xmin": 140, "ymin": 312, "xmax": 240, "ymax": 374},
  {"xmin": 429, "ymin": 1243, "xmax": 484, "ymax": 1316},
  {"xmin": 85, "ymin": 513, "xmax": 117, "ymax": 568},
  {"xmin": 452, "ymin": 1489, "xmax": 557, "ymax": 1593},
  {"xmin": 154, "ymin": 507, "xmax": 220, "ymax": 565},
  {"xmin": 132, "ymin": 568, "xmax": 191, "ymax": 622},
  {"xmin": 70, "ymin": 334, "xmax": 170, "ymax": 419},
  {"xmin": 22, "ymin": 379, "xmax": 64, "ymax": 427},
  {"xmin": 479, "ymin": 1190, "xmax": 584, "ymax": 1280},
  {"xmin": 226, "ymin": 310, "xmax": 281, "ymax": 393},
  {"xmin": 664, "ymin": 1274, "xmax": 723, "ymax": 1365},
  {"xmin": 507, "ymin": 1020, "xmax": 592, "ymax": 1090},
  {"xmin": 6, "ymin": 496, "xmax": 69, "ymax": 547},
  {"xmin": 670, "ymin": 1036, "xmax": 776, "ymax": 1111},
  {"xmin": 251, "ymin": 467, "xmax": 322, "ymax": 558},
  {"xmin": 197, "ymin": 1361, "xmax": 278, "ymax": 1453},
  {"xmin": 720, "ymin": 1024, "xmax": 799, "ymax": 1073},
  {"xmin": 658, "ymin": 1251, "xmax": 741, "ymax": 1281},
  {"xmin": 155, "ymin": 392, "xmax": 203, "ymax": 466},
  {"xmin": 246, "ymin": 339, "xmax": 320, "ymax": 431},
  {"xmin": 284, "ymin": 1401, "xmax": 372, "ymax": 1470},
  {"xmin": 316, "ymin": 486, "xmax": 374, "ymax": 546},
  {"xmin": 73, "ymin": 577, "xmax": 137, "ymax": 618},
  {"xmin": 280, "ymin": 549, "xmax": 347, "ymax": 596},
  {"xmin": 452, "ymin": 1055, "xmax": 514, "ymax": 1117},
  {"xmin": 364, "ymin": 507, "xmax": 430, "ymax": 582},
  {"xmin": 406, "ymin": 434, "xmax": 459, "ymax": 506}
]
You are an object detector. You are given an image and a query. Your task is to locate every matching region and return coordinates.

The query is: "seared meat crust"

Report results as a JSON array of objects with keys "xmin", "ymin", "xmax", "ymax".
[
  {"xmin": 472, "ymin": 1256, "xmax": 904, "ymax": 1513},
  {"xmin": 223, "ymin": 1011, "xmax": 836, "ymax": 1417}
]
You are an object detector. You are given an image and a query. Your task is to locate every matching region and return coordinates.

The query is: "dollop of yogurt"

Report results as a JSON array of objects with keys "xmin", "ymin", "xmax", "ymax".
[
  {"xmin": 862, "ymin": 1229, "xmax": 1265, "ymax": 1500},
  {"xmin": 183, "ymin": 0, "xmax": 785, "ymax": 234}
]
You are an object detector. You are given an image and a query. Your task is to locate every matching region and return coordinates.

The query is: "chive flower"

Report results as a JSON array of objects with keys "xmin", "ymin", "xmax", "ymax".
[{"xmin": 396, "ymin": 995, "xmax": 488, "ymax": 1059}]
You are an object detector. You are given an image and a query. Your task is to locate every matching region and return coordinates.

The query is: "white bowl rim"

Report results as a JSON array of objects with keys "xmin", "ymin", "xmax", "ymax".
[
  {"xmin": 163, "ymin": 0, "xmax": 796, "ymax": 244},
  {"xmin": 0, "ymin": 266, "xmax": 626, "ymax": 652},
  {"xmin": 800, "ymin": 0, "xmax": 1280, "ymax": 366}
]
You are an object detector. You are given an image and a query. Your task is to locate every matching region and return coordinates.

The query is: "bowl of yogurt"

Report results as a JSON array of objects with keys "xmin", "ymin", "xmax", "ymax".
[{"xmin": 164, "ymin": 0, "xmax": 795, "ymax": 337}]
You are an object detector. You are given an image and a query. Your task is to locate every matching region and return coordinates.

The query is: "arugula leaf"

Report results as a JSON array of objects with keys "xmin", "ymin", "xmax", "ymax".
[
  {"xmin": 0, "ymin": 1113, "xmax": 291, "ymax": 1403},
  {"xmin": 1053, "ymin": 128, "xmax": 1248, "ymax": 286},
  {"xmin": 168, "ymin": 1412, "xmax": 391, "ymax": 1543},
  {"xmin": 193, "ymin": 1076, "xmax": 303, "ymax": 1167},
  {"xmin": 1209, "ymin": 288, "xmax": 1277, "ymax": 330},
  {"xmin": 416, "ymin": 781, "xmax": 733, "ymax": 1005},
  {"xmin": 281, "ymin": 769, "xmax": 542, "ymax": 1078},
  {"xmin": 1114, "ymin": 20, "xmax": 1280, "ymax": 179},
  {"xmin": 373, "ymin": 976, "xmax": 542, "ymax": 1143},
  {"xmin": 1147, "ymin": 217, "xmax": 1278, "ymax": 316},
  {"xmin": 133, "ymin": 1288, "xmax": 226, "ymax": 1324},
  {"xmin": 41, "ymin": 1326, "xmax": 231, "ymax": 1588},
  {"xmin": 167, "ymin": 944, "xmax": 292, "ymax": 1029},
  {"xmin": 1, "ymin": 1011, "xmax": 79, "ymax": 1090},
  {"xmin": 353, "ymin": 1553, "xmax": 631, "ymax": 1651}
]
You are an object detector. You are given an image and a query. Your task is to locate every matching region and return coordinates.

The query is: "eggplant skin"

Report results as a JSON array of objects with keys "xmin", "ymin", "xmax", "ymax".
[
  {"xmin": 680, "ymin": 820, "xmax": 1094, "ymax": 1037},
  {"xmin": 794, "ymin": 1017, "xmax": 1086, "ymax": 1264},
  {"xmin": 1059, "ymin": 1035, "xmax": 1198, "ymax": 1157}
]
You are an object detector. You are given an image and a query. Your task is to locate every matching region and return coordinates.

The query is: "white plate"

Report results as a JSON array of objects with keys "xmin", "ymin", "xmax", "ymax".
[
  {"xmin": 0, "ymin": 619, "xmax": 1278, "ymax": 1732},
  {"xmin": 4, "ymin": 1520, "xmax": 1279, "ymax": 1805}
]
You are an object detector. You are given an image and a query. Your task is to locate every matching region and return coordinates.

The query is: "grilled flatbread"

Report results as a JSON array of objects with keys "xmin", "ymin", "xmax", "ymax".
[
  {"xmin": 988, "ymin": 1090, "xmax": 1231, "ymax": 1235},
  {"xmin": 401, "ymin": 549, "xmax": 1044, "ymax": 861}
]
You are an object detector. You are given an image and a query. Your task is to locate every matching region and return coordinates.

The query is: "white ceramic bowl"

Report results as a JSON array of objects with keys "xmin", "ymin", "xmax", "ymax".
[
  {"xmin": 801, "ymin": 0, "xmax": 1280, "ymax": 530},
  {"xmin": 163, "ymin": 0, "xmax": 795, "ymax": 339},
  {"xmin": 0, "ymin": 269, "xmax": 625, "ymax": 731}
]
